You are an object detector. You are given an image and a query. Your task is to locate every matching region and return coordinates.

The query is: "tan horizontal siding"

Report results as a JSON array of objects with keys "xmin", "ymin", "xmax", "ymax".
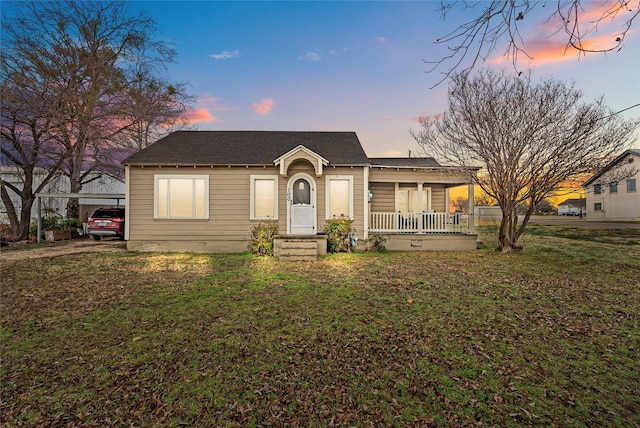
[
  {"xmin": 128, "ymin": 166, "xmax": 266, "ymax": 242},
  {"xmin": 370, "ymin": 182, "xmax": 395, "ymax": 212},
  {"xmin": 128, "ymin": 165, "xmax": 367, "ymax": 246},
  {"xmin": 430, "ymin": 185, "xmax": 446, "ymax": 212}
]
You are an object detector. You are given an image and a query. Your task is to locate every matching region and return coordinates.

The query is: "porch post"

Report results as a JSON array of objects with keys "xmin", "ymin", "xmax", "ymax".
[
  {"xmin": 417, "ymin": 183, "xmax": 423, "ymax": 233},
  {"xmin": 467, "ymin": 183, "xmax": 475, "ymax": 233},
  {"xmin": 445, "ymin": 187, "xmax": 450, "ymax": 213}
]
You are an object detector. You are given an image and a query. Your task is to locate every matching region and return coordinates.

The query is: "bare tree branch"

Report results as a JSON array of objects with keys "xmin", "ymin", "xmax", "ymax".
[{"xmin": 428, "ymin": 0, "xmax": 640, "ymax": 86}]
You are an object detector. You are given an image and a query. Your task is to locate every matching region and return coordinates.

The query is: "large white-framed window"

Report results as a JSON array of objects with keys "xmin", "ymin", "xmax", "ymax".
[
  {"xmin": 396, "ymin": 184, "xmax": 431, "ymax": 212},
  {"xmin": 325, "ymin": 175, "xmax": 353, "ymax": 219},
  {"xmin": 250, "ymin": 175, "xmax": 278, "ymax": 220},
  {"xmin": 154, "ymin": 174, "xmax": 209, "ymax": 219}
]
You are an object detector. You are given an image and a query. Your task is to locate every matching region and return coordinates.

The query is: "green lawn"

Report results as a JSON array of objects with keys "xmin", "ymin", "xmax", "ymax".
[{"xmin": 1, "ymin": 229, "xmax": 639, "ymax": 427}]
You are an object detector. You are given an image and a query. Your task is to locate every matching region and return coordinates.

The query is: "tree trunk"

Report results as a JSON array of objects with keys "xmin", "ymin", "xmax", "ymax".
[
  {"xmin": 497, "ymin": 205, "xmax": 520, "ymax": 252},
  {"xmin": 66, "ymin": 141, "xmax": 85, "ymax": 219},
  {"xmin": 18, "ymin": 196, "xmax": 34, "ymax": 240},
  {"xmin": 1, "ymin": 178, "xmax": 36, "ymax": 240},
  {"xmin": 0, "ymin": 182, "xmax": 19, "ymax": 236}
]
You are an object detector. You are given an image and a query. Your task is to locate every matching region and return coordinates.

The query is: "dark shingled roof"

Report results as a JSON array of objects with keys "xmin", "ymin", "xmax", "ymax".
[
  {"xmin": 369, "ymin": 157, "xmax": 441, "ymax": 168},
  {"xmin": 124, "ymin": 131, "xmax": 370, "ymax": 166}
]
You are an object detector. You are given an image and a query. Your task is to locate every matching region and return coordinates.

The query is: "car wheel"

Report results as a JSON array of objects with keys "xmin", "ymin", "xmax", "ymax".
[{"xmin": 90, "ymin": 234, "xmax": 101, "ymax": 241}]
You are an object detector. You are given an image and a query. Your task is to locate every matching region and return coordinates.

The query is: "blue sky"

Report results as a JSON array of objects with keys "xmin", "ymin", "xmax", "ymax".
[
  {"xmin": 13, "ymin": 1, "xmax": 639, "ymax": 157},
  {"xmin": 132, "ymin": 1, "xmax": 640, "ymax": 157}
]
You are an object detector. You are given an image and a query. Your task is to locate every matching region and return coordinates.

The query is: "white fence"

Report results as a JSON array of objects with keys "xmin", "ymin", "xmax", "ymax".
[{"xmin": 369, "ymin": 212, "xmax": 472, "ymax": 234}]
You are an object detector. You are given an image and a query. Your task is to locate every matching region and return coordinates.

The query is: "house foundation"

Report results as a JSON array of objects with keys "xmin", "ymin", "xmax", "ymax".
[{"xmin": 381, "ymin": 233, "xmax": 478, "ymax": 251}]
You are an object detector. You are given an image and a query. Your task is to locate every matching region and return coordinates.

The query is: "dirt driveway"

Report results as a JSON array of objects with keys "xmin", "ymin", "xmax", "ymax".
[{"xmin": 1, "ymin": 239, "xmax": 127, "ymax": 264}]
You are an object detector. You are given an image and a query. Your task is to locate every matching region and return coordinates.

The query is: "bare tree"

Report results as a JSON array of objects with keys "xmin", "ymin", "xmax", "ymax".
[
  {"xmin": 451, "ymin": 195, "xmax": 469, "ymax": 212},
  {"xmin": 1, "ymin": 1, "xmax": 193, "ymax": 235},
  {"xmin": 428, "ymin": 0, "xmax": 640, "ymax": 85},
  {"xmin": 411, "ymin": 68, "xmax": 639, "ymax": 252},
  {"xmin": 474, "ymin": 192, "xmax": 497, "ymax": 207},
  {"xmin": 1, "ymin": 65, "xmax": 71, "ymax": 239},
  {"xmin": 116, "ymin": 77, "xmax": 194, "ymax": 151}
]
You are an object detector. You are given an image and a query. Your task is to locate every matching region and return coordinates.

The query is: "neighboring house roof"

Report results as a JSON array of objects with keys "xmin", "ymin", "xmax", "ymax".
[
  {"xmin": 583, "ymin": 149, "xmax": 640, "ymax": 187},
  {"xmin": 558, "ymin": 198, "xmax": 586, "ymax": 208},
  {"xmin": 124, "ymin": 131, "xmax": 370, "ymax": 166},
  {"xmin": 369, "ymin": 157, "xmax": 442, "ymax": 168}
]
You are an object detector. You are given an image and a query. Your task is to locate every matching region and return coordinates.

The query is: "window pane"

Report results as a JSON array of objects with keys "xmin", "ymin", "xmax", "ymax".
[
  {"xmin": 610, "ymin": 183, "xmax": 618, "ymax": 193},
  {"xmin": 594, "ymin": 185, "xmax": 601, "ymax": 194},
  {"xmin": 628, "ymin": 179, "xmax": 636, "ymax": 192},
  {"xmin": 158, "ymin": 179, "xmax": 168, "ymax": 217},
  {"xmin": 292, "ymin": 179, "xmax": 310, "ymax": 204},
  {"xmin": 398, "ymin": 190, "xmax": 409, "ymax": 213},
  {"xmin": 329, "ymin": 179, "xmax": 349, "ymax": 217},
  {"xmin": 255, "ymin": 179, "xmax": 275, "ymax": 217},
  {"xmin": 155, "ymin": 176, "xmax": 208, "ymax": 219},
  {"xmin": 408, "ymin": 190, "xmax": 429, "ymax": 212},
  {"xmin": 594, "ymin": 202, "xmax": 602, "ymax": 211},
  {"xmin": 169, "ymin": 179, "xmax": 194, "ymax": 217},
  {"xmin": 195, "ymin": 179, "xmax": 206, "ymax": 218}
]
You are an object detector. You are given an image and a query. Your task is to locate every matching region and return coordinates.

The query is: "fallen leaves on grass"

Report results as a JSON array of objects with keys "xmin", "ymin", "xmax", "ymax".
[{"xmin": 2, "ymin": 235, "xmax": 640, "ymax": 427}]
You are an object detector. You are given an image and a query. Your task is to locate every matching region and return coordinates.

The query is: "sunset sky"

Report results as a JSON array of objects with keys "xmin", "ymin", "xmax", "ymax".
[
  {"xmin": 127, "ymin": 1, "xmax": 640, "ymax": 158},
  {"xmin": 129, "ymin": 2, "xmax": 637, "ymax": 156}
]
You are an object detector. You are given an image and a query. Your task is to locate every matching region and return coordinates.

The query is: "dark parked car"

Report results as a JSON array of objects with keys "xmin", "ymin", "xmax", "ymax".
[{"xmin": 87, "ymin": 207, "xmax": 125, "ymax": 240}]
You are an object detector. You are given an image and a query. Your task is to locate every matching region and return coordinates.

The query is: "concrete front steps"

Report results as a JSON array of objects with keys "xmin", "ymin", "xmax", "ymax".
[{"xmin": 273, "ymin": 234, "xmax": 328, "ymax": 261}]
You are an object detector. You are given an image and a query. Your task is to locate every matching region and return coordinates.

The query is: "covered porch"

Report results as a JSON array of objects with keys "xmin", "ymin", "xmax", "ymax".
[{"xmin": 366, "ymin": 158, "xmax": 478, "ymax": 250}]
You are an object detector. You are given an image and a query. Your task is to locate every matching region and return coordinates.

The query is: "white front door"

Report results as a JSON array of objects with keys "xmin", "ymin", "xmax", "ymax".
[{"xmin": 289, "ymin": 176, "xmax": 315, "ymax": 234}]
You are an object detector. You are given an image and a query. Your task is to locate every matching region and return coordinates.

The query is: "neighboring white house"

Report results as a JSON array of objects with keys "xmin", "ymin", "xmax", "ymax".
[
  {"xmin": 583, "ymin": 149, "xmax": 640, "ymax": 221},
  {"xmin": 557, "ymin": 198, "xmax": 586, "ymax": 216},
  {"xmin": 0, "ymin": 168, "xmax": 125, "ymax": 224}
]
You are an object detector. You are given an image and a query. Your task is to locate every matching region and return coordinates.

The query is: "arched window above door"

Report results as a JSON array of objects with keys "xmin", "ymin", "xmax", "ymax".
[{"xmin": 292, "ymin": 178, "xmax": 311, "ymax": 204}]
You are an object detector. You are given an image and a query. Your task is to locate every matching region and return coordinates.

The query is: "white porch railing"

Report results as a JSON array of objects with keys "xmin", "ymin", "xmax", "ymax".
[{"xmin": 369, "ymin": 212, "xmax": 472, "ymax": 234}]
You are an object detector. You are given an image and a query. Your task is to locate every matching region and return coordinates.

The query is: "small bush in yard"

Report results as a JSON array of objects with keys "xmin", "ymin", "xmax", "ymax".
[
  {"xmin": 323, "ymin": 216, "xmax": 354, "ymax": 253},
  {"xmin": 248, "ymin": 221, "xmax": 278, "ymax": 256},
  {"xmin": 367, "ymin": 233, "xmax": 387, "ymax": 252}
]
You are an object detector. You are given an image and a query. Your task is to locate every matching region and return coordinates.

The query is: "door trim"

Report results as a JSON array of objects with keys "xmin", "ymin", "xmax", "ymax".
[{"xmin": 287, "ymin": 173, "xmax": 317, "ymax": 235}]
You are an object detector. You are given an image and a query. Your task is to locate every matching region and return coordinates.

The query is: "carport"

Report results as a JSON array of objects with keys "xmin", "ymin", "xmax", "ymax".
[{"xmin": 34, "ymin": 192, "xmax": 125, "ymax": 243}]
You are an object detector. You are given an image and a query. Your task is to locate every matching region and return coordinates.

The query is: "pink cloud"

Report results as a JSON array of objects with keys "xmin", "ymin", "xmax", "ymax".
[
  {"xmin": 251, "ymin": 99, "xmax": 275, "ymax": 115},
  {"xmin": 185, "ymin": 108, "xmax": 218, "ymax": 123},
  {"xmin": 198, "ymin": 95, "xmax": 229, "ymax": 111},
  {"xmin": 376, "ymin": 36, "xmax": 387, "ymax": 43},
  {"xmin": 490, "ymin": 1, "xmax": 637, "ymax": 66}
]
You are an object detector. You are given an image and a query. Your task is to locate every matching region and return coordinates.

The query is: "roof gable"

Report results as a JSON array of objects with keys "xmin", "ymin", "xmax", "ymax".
[
  {"xmin": 124, "ymin": 131, "xmax": 370, "ymax": 166},
  {"xmin": 583, "ymin": 149, "xmax": 640, "ymax": 186},
  {"xmin": 274, "ymin": 145, "xmax": 329, "ymax": 176}
]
